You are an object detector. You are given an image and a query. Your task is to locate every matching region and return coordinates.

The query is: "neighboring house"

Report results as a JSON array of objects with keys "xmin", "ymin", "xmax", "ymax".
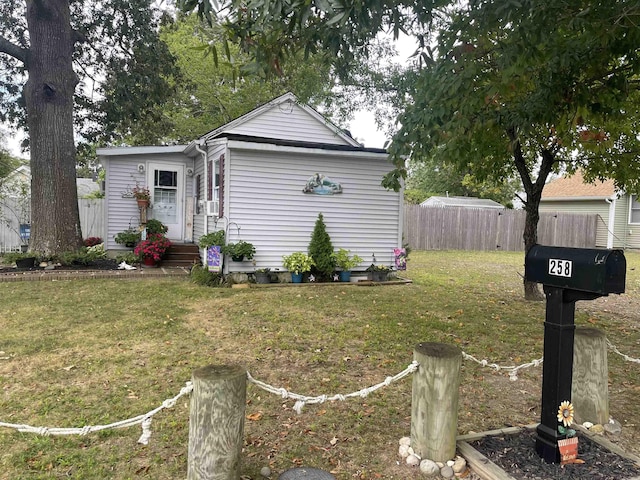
[
  {"xmin": 0, "ymin": 166, "xmax": 102, "ymax": 250},
  {"xmin": 97, "ymin": 92, "xmax": 404, "ymax": 273},
  {"xmin": 539, "ymin": 170, "xmax": 639, "ymax": 249},
  {"xmin": 420, "ymin": 196, "xmax": 505, "ymax": 209}
]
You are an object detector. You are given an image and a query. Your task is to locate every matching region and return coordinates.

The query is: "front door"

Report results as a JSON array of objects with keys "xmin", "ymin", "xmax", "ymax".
[{"xmin": 148, "ymin": 163, "xmax": 184, "ymax": 241}]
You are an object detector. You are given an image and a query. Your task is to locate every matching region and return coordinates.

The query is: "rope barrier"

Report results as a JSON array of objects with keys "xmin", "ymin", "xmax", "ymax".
[
  {"xmin": 0, "ymin": 341, "xmax": 637, "ymax": 443},
  {"xmin": 607, "ymin": 339, "xmax": 640, "ymax": 364},
  {"xmin": 247, "ymin": 361, "xmax": 419, "ymax": 414},
  {"xmin": 461, "ymin": 352, "xmax": 544, "ymax": 381},
  {"xmin": 0, "ymin": 381, "xmax": 193, "ymax": 445}
]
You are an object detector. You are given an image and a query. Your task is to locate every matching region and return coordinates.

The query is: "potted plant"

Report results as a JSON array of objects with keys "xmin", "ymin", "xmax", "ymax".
[
  {"xmin": 131, "ymin": 183, "xmax": 151, "ymax": 207},
  {"xmin": 3, "ymin": 251, "xmax": 38, "ymax": 270},
  {"xmin": 254, "ymin": 267, "xmax": 271, "ymax": 284},
  {"xmin": 145, "ymin": 219, "xmax": 168, "ymax": 235},
  {"xmin": 332, "ymin": 248, "xmax": 363, "ymax": 282},
  {"xmin": 198, "ymin": 230, "xmax": 225, "ymax": 249},
  {"xmin": 115, "ymin": 227, "xmax": 141, "ymax": 248},
  {"xmin": 134, "ymin": 233, "xmax": 171, "ymax": 267},
  {"xmin": 282, "ymin": 252, "xmax": 315, "ymax": 283},
  {"xmin": 222, "ymin": 241, "xmax": 256, "ymax": 261},
  {"xmin": 366, "ymin": 263, "xmax": 391, "ymax": 282}
]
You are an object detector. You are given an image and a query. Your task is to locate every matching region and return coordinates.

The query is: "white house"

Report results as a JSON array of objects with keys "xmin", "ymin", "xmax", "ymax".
[{"xmin": 97, "ymin": 93, "xmax": 404, "ymax": 273}]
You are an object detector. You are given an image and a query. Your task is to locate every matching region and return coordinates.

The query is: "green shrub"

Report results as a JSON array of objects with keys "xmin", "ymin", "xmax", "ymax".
[
  {"xmin": 308, "ymin": 213, "xmax": 335, "ymax": 279},
  {"xmin": 189, "ymin": 265, "xmax": 226, "ymax": 287}
]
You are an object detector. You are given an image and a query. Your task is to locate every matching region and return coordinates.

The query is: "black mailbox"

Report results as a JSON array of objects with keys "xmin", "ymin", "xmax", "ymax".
[{"xmin": 525, "ymin": 245, "xmax": 626, "ymax": 295}]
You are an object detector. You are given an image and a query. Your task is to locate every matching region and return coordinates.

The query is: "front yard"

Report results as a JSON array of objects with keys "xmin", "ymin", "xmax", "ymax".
[{"xmin": 0, "ymin": 250, "xmax": 638, "ymax": 479}]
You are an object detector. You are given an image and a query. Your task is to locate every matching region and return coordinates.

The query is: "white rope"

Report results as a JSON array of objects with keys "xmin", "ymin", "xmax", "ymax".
[
  {"xmin": 462, "ymin": 351, "xmax": 544, "ymax": 381},
  {"xmin": 247, "ymin": 361, "xmax": 419, "ymax": 414},
  {"xmin": 0, "ymin": 381, "xmax": 193, "ymax": 445},
  {"xmin": 607, "ymin": 340, "xmax": 640, "ymax": 364}
]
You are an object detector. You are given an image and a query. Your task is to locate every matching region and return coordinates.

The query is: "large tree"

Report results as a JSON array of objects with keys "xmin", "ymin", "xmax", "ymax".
[
  {"xmin": 182, "ymin": 0, "xmax": 640, "ymax": 298},
  {"xmin": 0, "ymin": 1, "xmax": 177, "ymax": 255},
  {"xmin": 117, "ymin": 13, "xmax": 367, "ymax": 144}
]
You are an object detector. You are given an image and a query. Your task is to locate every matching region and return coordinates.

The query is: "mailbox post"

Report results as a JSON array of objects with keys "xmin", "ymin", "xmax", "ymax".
[{"xmin": 525, "ymin": 245, "xmax": 625, "ymax": 463}]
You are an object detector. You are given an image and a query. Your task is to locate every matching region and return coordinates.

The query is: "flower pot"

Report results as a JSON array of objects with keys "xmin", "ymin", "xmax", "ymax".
[
  {"xmin": 558, "ymin": 437, "xmax": 578, "ymax": 464},
  {"xmin": 231, "ymin": 255, "xmax": 245, "ymax": 262},
  {"xmin": 255, "ymin": 272, "xmax": 271, "ymax": 284},
  {"xmin": 136, "ymin": 198, "xmax": 150, "ymax": 208},
  {"xmin": 291, "ymin": 273, "xmax": 303, "ymax": 283},
  {"xmin": 368, "ymin": 271, "xmax": 388, "ymax": 282},
  {"xmin": 143, "ymin": 257, "xmax": 158, "ymax": 267},
  {"xmin": 15, "ymin": 257, "xmax": 36, "ymax": 269},
  {"xmin": 339, "ymin": 271, "xmax": 351, "ymax": 282}
]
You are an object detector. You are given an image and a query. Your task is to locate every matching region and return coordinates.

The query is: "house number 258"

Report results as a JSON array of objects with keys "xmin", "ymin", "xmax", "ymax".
[{"xmin": 548, "ymin": 259, "xmax": 572, "ymax": 278}]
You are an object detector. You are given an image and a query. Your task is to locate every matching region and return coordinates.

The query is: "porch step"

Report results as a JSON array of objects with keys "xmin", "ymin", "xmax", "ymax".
[{"xmin": 163, "ymin": 243, "xmax": 201, "ymax": 267}]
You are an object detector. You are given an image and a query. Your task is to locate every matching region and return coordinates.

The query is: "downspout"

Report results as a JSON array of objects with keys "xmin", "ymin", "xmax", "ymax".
[
  {"xmin": 605, "ymin": 196, "xmax": 616, "ymax": 249},
  {"xmin": 195, "ymin": 141, "xmax": 208, "ymax": 234}
]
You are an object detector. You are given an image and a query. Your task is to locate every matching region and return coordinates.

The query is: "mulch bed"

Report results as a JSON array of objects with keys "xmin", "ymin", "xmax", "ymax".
[
  {"xmin": 0, "ymin": 258, "xmax": 121, "ymax": 274},
  {"xmin": 471, "ymin": 429, "xmax": 640, "ymax": 479}
]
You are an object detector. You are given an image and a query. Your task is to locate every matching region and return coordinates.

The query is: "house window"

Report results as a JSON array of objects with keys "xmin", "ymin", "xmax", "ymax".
[{"xmin": 630, "ymin": 195, "xmax": 640, "ymax": 224}]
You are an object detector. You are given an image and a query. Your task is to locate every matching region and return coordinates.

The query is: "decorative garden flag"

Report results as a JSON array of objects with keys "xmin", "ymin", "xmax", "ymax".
[{"xmin": 207, "ymin": 246, "xmax": 222, "ymax": 272}]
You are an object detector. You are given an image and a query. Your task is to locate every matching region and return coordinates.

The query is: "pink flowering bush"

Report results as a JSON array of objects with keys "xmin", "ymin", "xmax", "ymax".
[
  {"xmin": 134, "ymin": 233, "xmax": 171, "ymax": 261},
  {"xmin": 83, "ymin": 236, "xmax": 103, "ymax": 247}
]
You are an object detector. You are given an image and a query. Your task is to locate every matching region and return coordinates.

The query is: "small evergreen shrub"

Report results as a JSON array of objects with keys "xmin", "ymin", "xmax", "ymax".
[{"xmin": 308, "ymin": 213, "xmax": 335, "ymax": 279}]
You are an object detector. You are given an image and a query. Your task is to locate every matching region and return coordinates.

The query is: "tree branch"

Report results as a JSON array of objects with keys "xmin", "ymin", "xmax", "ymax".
[{"xmin": 0, "ymin": 36, "xmax": 28, "ymax": 65}]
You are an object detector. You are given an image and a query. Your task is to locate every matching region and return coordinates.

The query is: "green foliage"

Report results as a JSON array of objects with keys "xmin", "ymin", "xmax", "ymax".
[
  {"xmin": 145, "ymin": 219, "xmax": 168, "ymax": 235},
  {"xmin": 114, "ymin": 228, "xmax": 141, "ymax": 247},
  {"xmin": 189, "ymin": 264, "xmax": 225, "ymax": 287},
  {"xmin": 115, "ymin": 252, "xmax": 139, "ymax": 265},
  {"xmin": 55, "ymin": 245, "xmax": 107, "ymax": 266},
  {"xmin": 332, "ymin": 248, "xmax": 363, "ymax": 271},
  {"xmin": 198, "ymin": 230, "xmax": 225, "ymax": 248},
  {"xmin": 308, "ymin": 213, "xmax": 335, "ymax": 278},
  {"xmin": 282, "ymin": 252, "xmax": 314, "ymax": 275},
  {"xmin": 221, "ymin": 241, "xmax": 255, "ymax": 260},
  {"xmin": 1, "ymin": 251, "xmax": 38, "ymax": 264}
]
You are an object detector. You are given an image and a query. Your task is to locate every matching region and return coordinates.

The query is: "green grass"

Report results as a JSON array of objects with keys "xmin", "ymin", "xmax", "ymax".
[{"xmin": 0, "ymin": 250, "xmax": 639, "ymax": 479}]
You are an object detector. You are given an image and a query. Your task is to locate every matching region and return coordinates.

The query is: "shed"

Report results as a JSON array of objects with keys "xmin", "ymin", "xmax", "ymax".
[
  {"xmin": 420, "ymin": 196, "xmax": 505, "ymax": 209},
  {"xmin": 97, "ymin": 93, "xmax": 404, "ymax": 273}
]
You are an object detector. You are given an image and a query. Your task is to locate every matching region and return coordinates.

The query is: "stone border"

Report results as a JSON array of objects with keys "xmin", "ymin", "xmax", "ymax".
[
  {"xmin": 0, "ymin": 267, "xmax": 191, "ymax": 283},
  {"xmin": 457, "ymin": 424, "xmax": 640, "ymax": 480}
]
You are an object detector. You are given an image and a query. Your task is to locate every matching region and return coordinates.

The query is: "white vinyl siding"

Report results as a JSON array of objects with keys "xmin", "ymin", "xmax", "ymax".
[
  {"xmin": 225, "ymin": 102, "xmax": 351, "ymax": 145},
  {"xmin": 221, "ymin": 147, "xmax": 400, "ymax": 273},
  {"xmin": 539, "ymin": 200, "xmax": 610, "ymax": 248},
  {"xmin": 102, "ymin": 152, "xmax": 193, "ymax": 250}
]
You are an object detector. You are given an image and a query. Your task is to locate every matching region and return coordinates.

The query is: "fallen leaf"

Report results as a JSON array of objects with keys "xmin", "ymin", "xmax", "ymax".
[
  {"xmin": 246, "ymin": 412, "xmax": 263, "ymax": 421},
  {"xmin": 62, "ymin": 365, "xmax": 76, "ymax": 371}
]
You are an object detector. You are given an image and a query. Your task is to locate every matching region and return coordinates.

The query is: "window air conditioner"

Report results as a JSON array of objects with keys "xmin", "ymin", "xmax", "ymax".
[{"xmin": 206, "ymin": 200, "xmax": 219, "ymax": 217}]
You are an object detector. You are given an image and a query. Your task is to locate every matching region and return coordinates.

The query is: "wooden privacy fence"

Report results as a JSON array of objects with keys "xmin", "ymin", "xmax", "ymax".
[
  {"xmin": 0, "ymin": 198, "xmax": 105, "ymax": 252},
  {"xmin": 403, "ymin": 205, "xmax": 598, "ymax": 252}
]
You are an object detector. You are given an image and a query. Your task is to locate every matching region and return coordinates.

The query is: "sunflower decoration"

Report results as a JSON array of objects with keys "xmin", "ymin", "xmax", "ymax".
[{"xmin": 557, "ymin": 400, "xmax": 576, "ymax": 437}]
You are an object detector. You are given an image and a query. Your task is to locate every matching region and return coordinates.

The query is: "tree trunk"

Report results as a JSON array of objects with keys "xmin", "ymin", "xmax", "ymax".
[
  {"xmin": 523, "ymin": 198, "xmax": 544, "ymax": 300},
  {"xmin": 24, "ymin": 0, "xmax": 83, "ymax": 255}
]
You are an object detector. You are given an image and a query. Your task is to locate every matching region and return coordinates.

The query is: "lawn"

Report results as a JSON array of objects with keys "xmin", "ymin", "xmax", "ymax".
[{"xmin": 0, "ymin": 250, "xmax": 639, "ymax": 479}]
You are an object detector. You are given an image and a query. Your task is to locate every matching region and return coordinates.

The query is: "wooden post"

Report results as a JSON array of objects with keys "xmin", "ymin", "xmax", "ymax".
[
  {"xmin": 572, "ymin": 327, "xmax": 609, "ymax": 425},
  {"xmin": 188, "ymin": 365, "xmax": 247, "ymax": 480},
  {"xmin": 411, "ymin": 342, "xmax": 462, "ymax": 462}
]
